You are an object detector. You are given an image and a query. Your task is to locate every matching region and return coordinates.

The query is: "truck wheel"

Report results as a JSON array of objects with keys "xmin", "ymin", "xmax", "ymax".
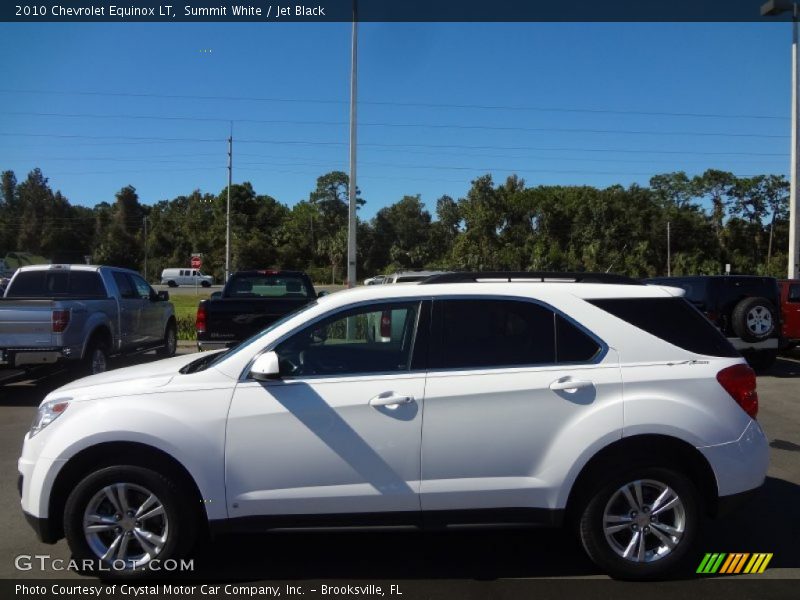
[
  {"xmin": 157, "ymin": 322, "xmax": 177, "ymax": 357},
  {"xmin": 63, "ymin": 465, "xmax": 196, "ymax": 579},
  {"xmin": 83, "ymin": 339, "xmax": 109, "ymax": 376},
  {"xmin": 732, "ymin": 297, "xmax": 776, "ymax": 342},
  {"xmin": 578, "ymin": 467, "xmax": 699, "ymax": 580},
  {"xmin": 201, "ymin": 281, "xmax": 211, "ymax": 288}
]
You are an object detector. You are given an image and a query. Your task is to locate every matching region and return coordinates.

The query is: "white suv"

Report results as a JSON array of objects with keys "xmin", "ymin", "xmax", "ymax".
[{"xmin": 18, "ymin": 272, "xmax": 768, "ymax": 580}]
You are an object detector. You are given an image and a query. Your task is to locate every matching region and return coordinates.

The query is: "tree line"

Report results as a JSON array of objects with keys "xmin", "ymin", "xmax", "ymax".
[{"xmin": 0, "ymin": 167, "xmax": 791, "ymax": 283}]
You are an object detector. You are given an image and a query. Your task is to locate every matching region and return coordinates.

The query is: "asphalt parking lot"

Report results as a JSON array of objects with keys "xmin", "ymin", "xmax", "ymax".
[{"xmin": 0, "ymin": 348, "xmax": 798, "ymax": 590}]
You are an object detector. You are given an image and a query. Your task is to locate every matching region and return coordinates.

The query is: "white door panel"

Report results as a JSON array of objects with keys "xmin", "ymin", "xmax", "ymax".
[
  {"xmin": 420, "ymin": 360, "xmax": 623, "ymax": 511},
  {"xmin": 226, "ymin": 373, "xmax": 425, "ymax": 517}
]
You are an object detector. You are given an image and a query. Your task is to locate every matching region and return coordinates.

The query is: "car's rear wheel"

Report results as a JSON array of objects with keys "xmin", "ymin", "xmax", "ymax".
[
  {"xmin": 579, "ymin": 467, "xmax": 699, "ymax": 580},
  {"xmin": 63, "ymin": 465, "xmax": 195, "ymax": 579},
  {"xmin": 732, "ymin": 297, "xmax": 776, "ymax": 342},
  {"xmin": 83, "ymin": 339, "xmax": 109, "ymax": 376},
  {"xmin": 157, "ymin": 322, "xmax": 177, "ymax": 357}
]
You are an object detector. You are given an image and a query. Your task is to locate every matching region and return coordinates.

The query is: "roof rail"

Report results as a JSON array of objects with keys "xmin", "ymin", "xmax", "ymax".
[{"xmin": 419, "ymin": 271, "xmax": 643, "ymax": 285}]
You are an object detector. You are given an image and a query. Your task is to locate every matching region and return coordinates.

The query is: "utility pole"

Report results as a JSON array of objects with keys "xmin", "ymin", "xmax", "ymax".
[
  {"xmin": 762, "ymin": 0, "xmax": 800, "ymax": 278},
  {"xmin": 667, "ymin": 221, "xmax": 671, "ymax": 277},
  {"xmin": 225, "ymin": 126, "xmax": 233, "ymax": 283},
  {"xmin": 143, "ymin": 215, "xmax": 148, "ymax": 281},
  {"xmin": 346, "ymin": 0, "xmax": 358, "ymax": 289}
]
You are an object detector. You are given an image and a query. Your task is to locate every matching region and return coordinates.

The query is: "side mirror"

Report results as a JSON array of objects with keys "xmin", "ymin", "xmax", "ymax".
[
  {"xmin": 317, "ymin": 290, "xmax": 329, "ymax": 298},
  {"xmin": 157, "ymin": 290, "xmax": 170, "ymax": 301},
  {"xmin": 210, "ymin": 291, "xmax": 222, "ymax": 300},
  {"xmin": 250, "ymin": 351, "xmax": 281, "ymax": 381}
]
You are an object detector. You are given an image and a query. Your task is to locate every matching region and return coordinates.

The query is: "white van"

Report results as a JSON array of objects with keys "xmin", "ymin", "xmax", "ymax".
[{"xmin": 160, "ymin": 268, "xmax": 214, "ymax": 287}]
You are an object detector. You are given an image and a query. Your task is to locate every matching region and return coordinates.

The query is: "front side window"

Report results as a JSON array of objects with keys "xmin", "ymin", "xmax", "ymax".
[
  {"xmin": 275, "ymin": 302, "xmax": 420, "ymax": 377},
  {"xmin": 789, "ymin": 284, "xmax": 800, "ymax": 303},
  {"xmin": 432, "ymin": 299, "xmax": 556, "ymax": 369}
]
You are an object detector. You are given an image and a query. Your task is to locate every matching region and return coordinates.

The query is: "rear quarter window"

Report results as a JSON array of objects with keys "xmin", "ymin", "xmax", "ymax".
[{"xmin": 589, "ymin": 297, "xmax": 739, "ymax": 358}]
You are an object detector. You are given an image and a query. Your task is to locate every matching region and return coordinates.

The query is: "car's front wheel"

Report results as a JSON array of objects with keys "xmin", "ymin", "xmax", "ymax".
[
  {"xmin": 63, "ymin": 465, "xmax": 196, "ymax": 579},
  {"xmin": 579, "ymin": 467, "xmax": 699, "ymax": 580}
]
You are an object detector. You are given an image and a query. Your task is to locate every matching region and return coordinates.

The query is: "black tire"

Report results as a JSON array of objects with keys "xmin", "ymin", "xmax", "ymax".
[
  {"xmin": 167, "ymin": 280, "xmax": 178, "ymax": 288},
  {"xmin": 157, "ymin": 321, "xmax": 177, "ymax": 357},
  {"xmin": 731, "ymin": 297, "xmax": 777, "ymax": 343},
  {"xmin": 63, "ymin": 465, "xmax": 196, "ymax": 580},
  {"xmin": 201, "ymin": 280, "xmax": 211, "ymax": 288},
  {"xmin": 82, "ymin": 338, "xmax": 109, "ymax": 377},
  {"xmin": 578, "ymin": 467, "xmax": 700, "ymax": 580},
  {"xmin": 745, "ymin": 350, "xmax": 778, "ymax": 373}
]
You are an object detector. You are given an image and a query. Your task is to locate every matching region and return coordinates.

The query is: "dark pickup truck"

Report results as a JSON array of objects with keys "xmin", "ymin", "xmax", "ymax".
[{"xmin": 196, "ymin": 270, "xmax": 319, "ymax": 351}]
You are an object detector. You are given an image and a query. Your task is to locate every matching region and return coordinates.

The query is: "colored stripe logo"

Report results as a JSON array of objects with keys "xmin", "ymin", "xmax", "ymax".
[{"xmin": 697, "ymin": 553, "xmax": 773, "ymax": 574}]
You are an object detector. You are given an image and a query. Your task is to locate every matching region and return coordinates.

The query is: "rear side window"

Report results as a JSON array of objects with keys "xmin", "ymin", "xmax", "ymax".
[
  {"xmin": 6, "ymin": 270, "xmax": 106, "ymax": 298},
  {"xmin": 112, "ymin": 272, "xmax": 137, "ymax": 299},
  {"xmin": 556, "ymin": 314, "xmax": 602, "ymax": 362},
  {"xmin": 589, "ymin": 297, "xmax": 739, "ymax": 357},
  {"xmin": 788, "ymin": 284, "xmax": 800, "ymax": 303},
  {"xmin": 432, "ymin": 299, "xmax": 556, "ymax": 369}
]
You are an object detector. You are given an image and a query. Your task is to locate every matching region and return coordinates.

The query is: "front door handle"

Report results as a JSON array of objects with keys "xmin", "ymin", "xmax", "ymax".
[
  {"xmin": 549, "ymin": 378, "xmax": 594, "ymax": 392},
  {"xmin": 369, "ymin": 393, "xmax": 414, "ymax": 407}
]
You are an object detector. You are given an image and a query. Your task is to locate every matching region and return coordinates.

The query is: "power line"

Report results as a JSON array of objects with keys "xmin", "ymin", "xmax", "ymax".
[
  {"xmin": 4, "ymin": 111, "xmax": 788, "ymax": 138},
  {"xmin": 0, "ymin": 88, "xmax": 788, "ymax": 121}
]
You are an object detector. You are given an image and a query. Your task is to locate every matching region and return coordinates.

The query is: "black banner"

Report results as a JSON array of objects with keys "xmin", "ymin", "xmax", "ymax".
[
  {"xmin": 1, "ymin": 0, "xmax": 796, "ymax": 23},
  {"xmin": 2, "ymin": 579, "xmax": 799, "ymax": 600}
]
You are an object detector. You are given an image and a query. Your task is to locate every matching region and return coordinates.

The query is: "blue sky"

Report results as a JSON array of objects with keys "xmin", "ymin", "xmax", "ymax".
[{"xmin": 0, "ymin": 22, "xmax": 793, "ymax": 219}]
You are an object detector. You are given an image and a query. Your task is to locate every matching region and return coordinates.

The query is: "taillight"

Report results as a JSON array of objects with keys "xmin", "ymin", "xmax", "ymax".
[
  {"xmin": 52, "ymin": 309, "xmax": 70, "ymax": 333},
  {"xmin": 716, "ymin": 364, "xmax": 758, "ymax": 419},
  {"xmin": 196, "ymin": 305, "xmax": 207, "ymax": 333},
  {"xmin": 380, "ymin": 310, "xmax": 392, "ymax": 338}
]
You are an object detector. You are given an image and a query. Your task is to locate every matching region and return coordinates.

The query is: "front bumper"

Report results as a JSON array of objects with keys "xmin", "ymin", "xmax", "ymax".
[{"xmin": 22, "ymin": 509, "xmax": 60, "ymax": 544}]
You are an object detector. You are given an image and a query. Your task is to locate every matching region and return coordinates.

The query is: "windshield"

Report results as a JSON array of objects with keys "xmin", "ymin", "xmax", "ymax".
[{"xmin": 185, "ymin": 300, "xmax": 319, "ymax": 373}]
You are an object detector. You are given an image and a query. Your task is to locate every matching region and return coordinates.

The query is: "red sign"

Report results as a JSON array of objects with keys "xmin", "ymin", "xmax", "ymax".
[{"xmin": 191, "ymin": 255, "xmax": 202, "ymax": 269}]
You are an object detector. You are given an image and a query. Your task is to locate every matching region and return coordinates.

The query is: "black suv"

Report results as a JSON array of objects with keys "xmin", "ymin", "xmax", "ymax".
[{"xmin": 645, "ymin": 275, "xmax": 782, "ymax": 371}]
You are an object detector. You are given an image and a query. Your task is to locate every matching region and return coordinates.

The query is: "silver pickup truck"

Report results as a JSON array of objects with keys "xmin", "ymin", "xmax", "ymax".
[{"xmin": 0, "ymin": 264, "xmax": 177, "ymax": 378}]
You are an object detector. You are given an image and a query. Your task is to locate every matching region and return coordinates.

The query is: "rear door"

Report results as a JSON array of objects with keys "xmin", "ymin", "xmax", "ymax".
[
  {"xmin": 785, "ymin": 282, "xmax": 800, "ymax": 340},
  {"xmin": 420, "ymin": 298, "xmax": 622, "ymax": 514}
]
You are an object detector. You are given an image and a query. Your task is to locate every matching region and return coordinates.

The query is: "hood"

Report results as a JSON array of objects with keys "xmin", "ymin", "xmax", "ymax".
[{"xmin": 43, "ymin": 351, "xmax": 210, "ymax": 404}]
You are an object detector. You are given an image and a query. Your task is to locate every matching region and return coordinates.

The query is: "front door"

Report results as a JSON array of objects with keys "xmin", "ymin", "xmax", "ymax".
[
  {"xmin": 111, "ymin": 272, "xmax": 141, "ymax": 350},
  {"xmin": 225, "ymin": 301, "xmax": 427, "ymax": 520}
]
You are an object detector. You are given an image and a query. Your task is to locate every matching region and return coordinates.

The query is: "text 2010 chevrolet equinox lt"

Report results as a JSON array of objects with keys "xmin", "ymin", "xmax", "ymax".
[{"xmin": 18, "ymin": 272, "xmax": 768, "ymax": 580}]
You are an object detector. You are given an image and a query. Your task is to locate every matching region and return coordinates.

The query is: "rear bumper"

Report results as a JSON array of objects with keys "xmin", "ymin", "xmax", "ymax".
[
  {"xmin": 0, "ymin": 347, "xmax": 73, "ymax": 368},
  {"xmin": 699, "ymin": 420, "xmax": 769, "ymax": 498}
]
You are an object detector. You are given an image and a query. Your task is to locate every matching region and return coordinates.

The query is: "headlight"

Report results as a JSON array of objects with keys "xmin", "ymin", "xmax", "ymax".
[{"xmin": 30, "ymin": 398, "xmax": 70, "ymax": 437}]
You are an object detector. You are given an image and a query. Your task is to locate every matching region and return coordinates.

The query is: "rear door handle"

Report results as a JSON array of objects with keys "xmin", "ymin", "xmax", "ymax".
[
  {"xmin": 549, "ymin": 378, "xmax": 594, "ymax": 392},
  {"xmin": 369, "ymin": 393, "xmax": 414, "ymax": 407}
]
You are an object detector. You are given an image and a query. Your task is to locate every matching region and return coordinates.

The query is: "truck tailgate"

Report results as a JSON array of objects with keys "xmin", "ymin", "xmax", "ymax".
[
  {"xmin": 0, "ymin": 300, "xmax": 56, "ymax": 347},
  {"xmin": 204, "ymin": 298, "xmax": 311, "ymax": 342}
]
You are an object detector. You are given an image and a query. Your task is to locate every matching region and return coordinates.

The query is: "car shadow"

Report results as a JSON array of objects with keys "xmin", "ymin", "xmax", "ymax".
[
  {"xmin": 163, "ymin": 476, "xmax": 799, "ymax": 582},
  {"xmin": 764, "ymin": 356, "xmax": 800, "ymax": 378},
  {"xmin": 0, "ymin": 352, "xmax": 167, "ymax": 407}
]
